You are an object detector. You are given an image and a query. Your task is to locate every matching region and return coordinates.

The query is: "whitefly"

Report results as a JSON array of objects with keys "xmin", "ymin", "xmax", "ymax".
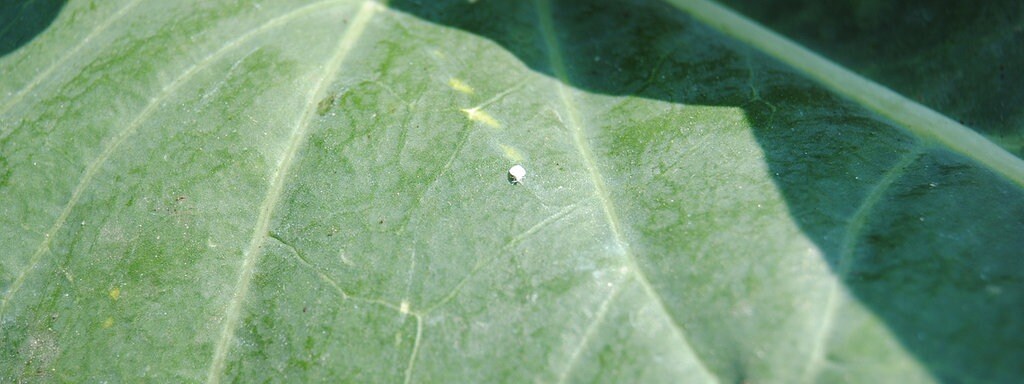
[{"xmin": 508, "ymin": 164, "xmax": 526, "ymax": 185}]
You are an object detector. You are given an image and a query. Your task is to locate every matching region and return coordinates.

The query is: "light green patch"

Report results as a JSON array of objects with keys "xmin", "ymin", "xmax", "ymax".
[
  {"xmin": 448, "ymin": 77, "xmax": 474, "ymax": 94},
  {"xmin": 460, "ymin": 107, "xmax": 501, "ymax": 128},
  {"xmin": 499, "ymin": 143, "xmax": 523, "ymax": 162}
]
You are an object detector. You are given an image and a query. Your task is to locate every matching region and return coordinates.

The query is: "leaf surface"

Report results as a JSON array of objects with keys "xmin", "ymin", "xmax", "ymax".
[
  {"xmin": 1, "ymin": 0, "xmax": 1022, "ymax": 383},
  {"xmin": 717, "ymin": 0, "xmax": 1024, "ymax": 157}
]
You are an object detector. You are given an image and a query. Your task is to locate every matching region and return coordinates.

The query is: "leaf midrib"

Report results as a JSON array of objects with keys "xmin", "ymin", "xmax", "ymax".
[
  {"xmin": 664, "ymin": 0, "xmax": 1024, "ymax": 188},
  {"xmin": 534, "ymin": 0, "xmax": 720, "ymax": 382}
]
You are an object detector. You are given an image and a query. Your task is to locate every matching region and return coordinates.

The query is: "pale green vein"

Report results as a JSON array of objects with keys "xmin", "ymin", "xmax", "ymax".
[
  {"xmin": 838, "ymin": 150, "xmax": 923, "ymax": 272},
  {"xmin": 398, "ymin": 80, "xmax": 525, "ymax": 237},
  {"xmin": 404, "ymin": 247, "xmax": 416, "ymax": 301},
  {"xmin": 204, "ymin": 3, "xmax": 379, "ymax": 383},
  {"xmin": 404, "ymin": 314, "xmax": 423, "ymax": 384},
  {"xmin": 269, "ymin": 232, "xmax": 351, "ymax": 299},
  {"xmin": 277, "ymin": 228, "xmax": 423, "ymax": 384},
  {"xmin": 801, "ymin": 149, "xmax": 922, "ymax": 383},
  {"xmin": 269, "ymin": 231, "xmax": 405, "ymax": 313},
  {"xmin": 0, "ymin": 0, "xmax": 348, "ymax": 317},
  {"xmin": 422, "ymin": 198, "xmax": 588, "ymax": 314},
  {"xmin": 743, "ymin": 53, "xmax": 777, "ymax": 117},
  {"xmin": 471, "ymin": 81, "xmax": 527, "ymax": 111},
  {"xmin": 663, "ymin": 0, "xmax": 1024, "ymax": 188},
  {"xmin": 555, "ymin": 277, "xmax": 628, "ymax": 384},
  {"xmin": 534, "ymin": 1, "xmax": 719, "ymax": 382},
  {"xmin": 0, "ymin": 0, "xmax": 142, "ymax": 131}
]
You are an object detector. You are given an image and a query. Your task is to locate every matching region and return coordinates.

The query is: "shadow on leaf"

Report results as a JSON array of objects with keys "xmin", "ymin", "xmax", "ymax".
[
  {"xmin": 0, "ymin": 0, "xmax": 66, "ymax": 57},
  {"xmin": 385, "ymin": 0, "xmax": 1024, "ymax": 382}
]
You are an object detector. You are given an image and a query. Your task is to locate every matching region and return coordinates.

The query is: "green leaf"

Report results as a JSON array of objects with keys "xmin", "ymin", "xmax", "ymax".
[
  {"xmin": 1, "ymin": 0, "xmax": 1021, "ymax": 383},
  {"xmin": 715, "ymin": 0, "xmax": 1024, "ymax": 158}
]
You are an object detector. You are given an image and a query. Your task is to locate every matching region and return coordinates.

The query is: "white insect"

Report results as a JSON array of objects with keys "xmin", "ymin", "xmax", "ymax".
[{"xmin": 508, "ymin": 164, "xmax": 526, "ymax": 185}]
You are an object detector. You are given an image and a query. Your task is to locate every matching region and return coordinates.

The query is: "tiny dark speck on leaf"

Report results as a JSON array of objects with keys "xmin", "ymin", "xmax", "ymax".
[
  {"xmin": 303, "ymin": 306, "xmax": 308, "ymax": 313},
  {"xmin": 316, "ymin": 94, "xmax": 335, "ymax": 116},
  {"xmin": 379, "ymin": 219, "xmax": 384, "ymax": 224}
]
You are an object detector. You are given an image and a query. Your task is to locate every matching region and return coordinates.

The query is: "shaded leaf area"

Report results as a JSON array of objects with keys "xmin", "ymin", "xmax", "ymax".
[
  {"xmin": 717, "ymin": 0, "xmax": 1024, "ymax": 158},
  {"xmin": 0, "ymin": 0, "xmax": 1021, "ymax": 383},
  {"xmin": 0, "ymin": 0, "xmax": 66, "ymax": 56}
]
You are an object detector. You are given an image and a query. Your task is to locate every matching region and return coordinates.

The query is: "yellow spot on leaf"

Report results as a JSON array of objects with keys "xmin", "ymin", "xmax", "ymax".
[
  {"xmin": 102, "ymin": 317, "xmax": 114, "ymax": 328},
  {"xmin": 400, "ymin": 300, "xmax": 410, "ymax": 314},
  {"xmin": 500, "ymin": 144, "xmax": 523, "ymax": 162},
  {"xmin": 109, "ymin": 287, "xmax": 120, "ymax": 301},
  {"xmin": 461, "ymin": 107, "xmax": 500, "ymax": 128},
  {"xmin": 448, "ymin": 78, "xmax": 474, "ymax": 94}
]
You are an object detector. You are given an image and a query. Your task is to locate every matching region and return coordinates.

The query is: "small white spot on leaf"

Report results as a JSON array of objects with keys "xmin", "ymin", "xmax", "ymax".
[{"xmin": 508, "ymin": 164, "xmax": 526, "ymax": 185}]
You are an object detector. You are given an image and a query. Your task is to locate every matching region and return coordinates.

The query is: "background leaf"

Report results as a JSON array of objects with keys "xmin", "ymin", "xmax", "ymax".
[
  {"xmin": 2, "ymin": 0, "xmax": 1022, "ymax": 383},
  {"xmin": 0, "ymin": 0, "xmax": 65, "ymax": 57},
  {"xmin": 717, "ymin": 0, "xmax": 1024, "ymax": 157}
]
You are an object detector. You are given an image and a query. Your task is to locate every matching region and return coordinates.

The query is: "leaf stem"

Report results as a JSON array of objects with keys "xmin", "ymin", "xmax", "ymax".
[{"xmin": 664, "ymin": 0, "xmax": 1024, "ymax": 187}]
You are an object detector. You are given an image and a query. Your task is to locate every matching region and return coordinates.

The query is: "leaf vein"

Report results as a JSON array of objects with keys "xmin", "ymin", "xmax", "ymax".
[
  {"xmin": 664, "ymin": 0, "xmax": 1024, "ymax": 187},
  {"xmin": 801, "ymin": 149, "xmax": 922, "ymax": 383},
  {"xmin": 534, "ymin": 1, "xmax": 720, "ymax": 382},
  {"xmin": 0, "ymin": 0, "xmax": 347, "ymax": 316},
  {"xmin": 204, "ymin": 3, "xmax": 380, "ymax": 383},
  {"xmin": 404, "ymin": 314, "xmax": 423, "ymax": 384},
  {"xmin": 555, "ymin": 277, "xmax": 628, "ymax": 384},
  {"xmin": 422, "ymin": 198, "xmax": 587, "ymax": 314},
  {"xmin": 270, "ymin": 231, "xmax": 405, "ymax": 313},
  {"xmin": 0, "ymin": 0, "xmax": 143, "ymax": 131},
  {"xmin": 269, "ymin": 232, "xmax": 351, "ymax": 299}
]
